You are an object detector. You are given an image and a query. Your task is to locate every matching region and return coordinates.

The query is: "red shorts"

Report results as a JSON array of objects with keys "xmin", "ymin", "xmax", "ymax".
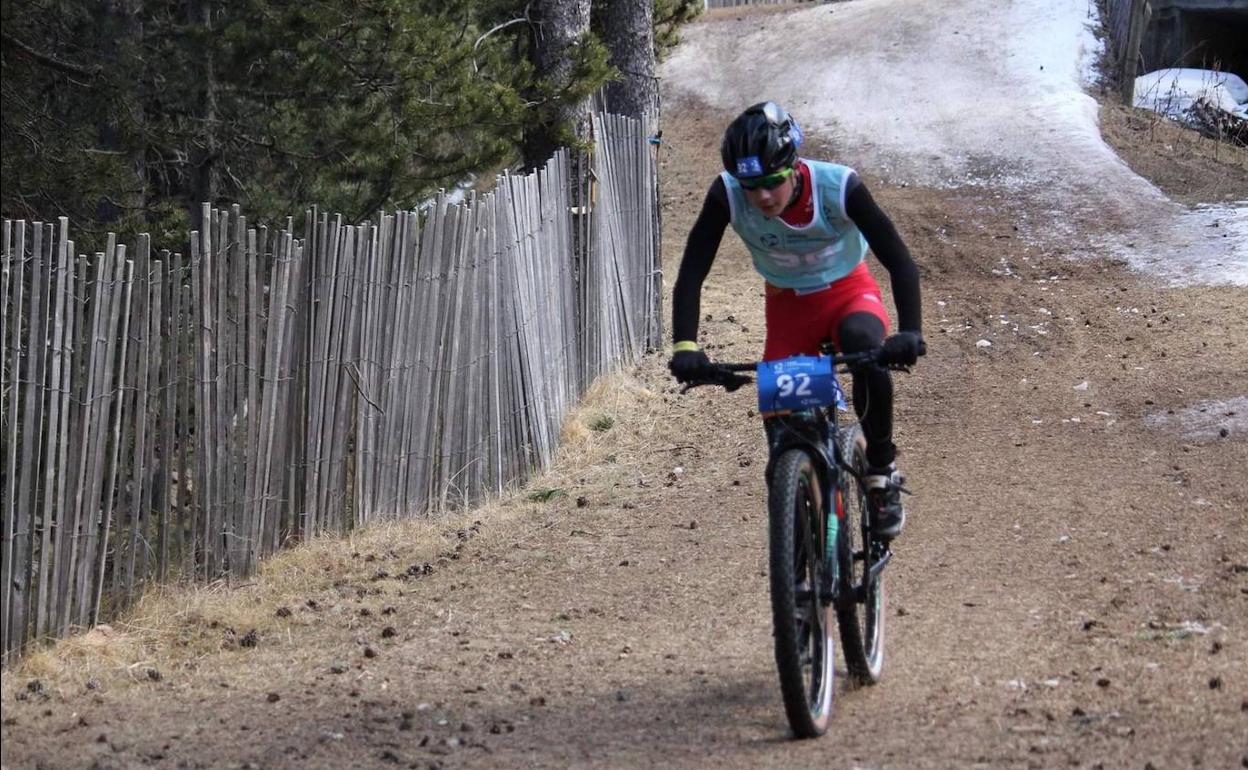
[{"xmin": 763, "ymin": 262, "xmax": 890, "ymax": 361}]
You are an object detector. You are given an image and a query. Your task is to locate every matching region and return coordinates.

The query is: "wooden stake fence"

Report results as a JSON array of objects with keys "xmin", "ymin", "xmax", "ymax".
[{"xmin": 0, "ymin": 112, "xmax": 661, "ymax": 661}]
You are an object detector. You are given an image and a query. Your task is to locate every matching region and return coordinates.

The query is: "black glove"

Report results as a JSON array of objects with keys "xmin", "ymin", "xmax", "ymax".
[
  {"xmin": 880, "ymin": 332, "xmax": 926, "ymax": 366},
  {"xmin": 669, "ymin": 349, "xmax": 712, "ymax": 383}
]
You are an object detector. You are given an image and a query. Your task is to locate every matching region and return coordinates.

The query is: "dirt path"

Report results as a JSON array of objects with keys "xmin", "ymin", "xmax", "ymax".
[{"xmin": 4, "ymin": 10, "xmax": 1248, "ymax": 770}]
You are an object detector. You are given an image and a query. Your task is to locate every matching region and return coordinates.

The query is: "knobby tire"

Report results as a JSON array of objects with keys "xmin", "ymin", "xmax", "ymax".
[
  {"xmin": 835, "ymin": 424, "xmax": 887, "ymax": 684},
  {"xmin": 768, "ymin": 448, "xmax": 835, "ymax": 738}
]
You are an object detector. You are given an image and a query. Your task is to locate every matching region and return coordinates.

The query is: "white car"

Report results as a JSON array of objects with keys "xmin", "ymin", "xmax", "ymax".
[{"xmin": 1133, "ymin": 68, "xmax": 1248, "ymax": 120}]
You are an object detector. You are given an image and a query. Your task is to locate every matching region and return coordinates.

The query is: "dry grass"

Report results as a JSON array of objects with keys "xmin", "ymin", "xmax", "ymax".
[
  {"xmin": 1099, "ymin": 101, "xmax": 1248, "ymax": 205},
  {"xmin": 0, "ymin": 369, "xmax": 667, "ymax": 702},
  {"xmin": 556, "ymin": 370, "xmax": 665, "ymax": 466}
]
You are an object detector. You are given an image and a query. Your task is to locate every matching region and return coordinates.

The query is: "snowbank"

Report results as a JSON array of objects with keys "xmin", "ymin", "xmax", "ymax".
[{"xmin": 663, "ymin": 0, "xmax": 1246, "ymax": 286}]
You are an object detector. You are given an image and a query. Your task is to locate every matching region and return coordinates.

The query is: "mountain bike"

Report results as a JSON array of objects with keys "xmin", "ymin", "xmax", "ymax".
[{"xmin": 681, "ymin": 348, "xmax": 908, "ymax": 738}]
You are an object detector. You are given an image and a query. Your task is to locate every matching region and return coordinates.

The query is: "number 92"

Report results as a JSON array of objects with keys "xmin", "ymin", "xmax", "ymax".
[{"xmin": 776, "ymin": 373, "xmax": 813, "ymax": 398}]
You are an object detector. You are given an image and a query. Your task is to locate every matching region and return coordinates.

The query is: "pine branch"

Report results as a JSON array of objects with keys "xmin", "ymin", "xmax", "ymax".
[{"xmin": 1, "ymin": 30, "xmax": 102, "ymax": 79}]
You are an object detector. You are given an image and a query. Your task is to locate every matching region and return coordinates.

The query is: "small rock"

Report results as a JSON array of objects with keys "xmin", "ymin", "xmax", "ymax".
[
  {"xmin": 976, "ymin": 339, "xmax": 992, "ymax": 348},
  {"xmin": 267, "ymin": 693, "xmax": 281, "ymax": 703}
]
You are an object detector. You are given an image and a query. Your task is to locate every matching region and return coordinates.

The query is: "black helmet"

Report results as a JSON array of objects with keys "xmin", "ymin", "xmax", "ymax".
[{"xmin": 720, "ymin": 101, "xmax": 803, "ymax": 179}]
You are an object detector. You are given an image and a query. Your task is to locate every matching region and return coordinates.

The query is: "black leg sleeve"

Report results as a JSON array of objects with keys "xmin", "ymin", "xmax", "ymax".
[{"xmin": 837, "ymin": 312, "xmax": 895, "ymax": 469}]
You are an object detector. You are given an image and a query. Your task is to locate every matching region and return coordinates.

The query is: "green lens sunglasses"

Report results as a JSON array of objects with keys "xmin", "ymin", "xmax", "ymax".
[{"xmin": 739, "ymin": 166, "xmax": 794, "ymax": 191}]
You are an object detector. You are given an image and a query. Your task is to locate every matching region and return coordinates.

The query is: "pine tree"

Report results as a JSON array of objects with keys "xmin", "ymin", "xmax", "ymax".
[
  {"xmin": 2, "ymin": 0, "xmax": 700, "ymax": 243},
  {"xmin": 602, "ymin": 0, "xmax": 656, "ymax": 123}
]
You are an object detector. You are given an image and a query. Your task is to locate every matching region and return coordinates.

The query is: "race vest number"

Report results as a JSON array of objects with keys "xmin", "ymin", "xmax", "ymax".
[{"xmin": 756, "ymin": 356, "xmax": 848, "ymax": 413}]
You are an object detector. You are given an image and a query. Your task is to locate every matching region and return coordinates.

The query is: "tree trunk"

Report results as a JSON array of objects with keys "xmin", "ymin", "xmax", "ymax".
[
  {"xmin": 187, "ymin": 0, "xmax": 220, "ymax": 232},
  {"xmin": 93, "ymin": 0, "xmax": 145, "ymax": 227},
  {"xmin": 603, "ymin": 0, "xmax": 656, "ymax": 127},
  {"xmin": 521, "ymin": 0, "xmax": 592, "ymax": 172}
]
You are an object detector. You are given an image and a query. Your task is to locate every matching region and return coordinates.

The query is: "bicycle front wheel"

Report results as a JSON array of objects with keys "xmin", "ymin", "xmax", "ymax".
[{"xmin": 768, "ymin": 448, "xmax": 835, "ymax": 738}]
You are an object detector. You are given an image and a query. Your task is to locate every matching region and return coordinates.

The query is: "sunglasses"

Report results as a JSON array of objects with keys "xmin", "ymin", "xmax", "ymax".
[{"xmin": 739, "ymin": 167, "xmax": 794, "ymax": 191}]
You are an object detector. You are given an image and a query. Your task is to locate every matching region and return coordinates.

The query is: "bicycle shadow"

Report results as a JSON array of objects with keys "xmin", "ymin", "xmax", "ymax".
[{"xmin": 459, "ymin": 667, "xmax": 861, "ymax": 767}]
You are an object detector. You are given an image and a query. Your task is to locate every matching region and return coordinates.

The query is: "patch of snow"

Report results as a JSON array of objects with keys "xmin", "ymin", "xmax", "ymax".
[
  {"xmin": 1144, "ymin": 396, "xmax": 1248, "ymax": 442},
  {"xmin": 662, "ymin": 0, "xmax": 1246, "ymax": 286}
]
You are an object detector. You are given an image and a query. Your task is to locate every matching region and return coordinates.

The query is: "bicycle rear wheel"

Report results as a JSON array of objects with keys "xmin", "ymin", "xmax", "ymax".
[
  {"xmin": 835, "ymin": 424, "xmax": 886, "ymax": 684},
  {"xmin": 768, "ymin": 448, "xmax": 835, "ymax": 738}
]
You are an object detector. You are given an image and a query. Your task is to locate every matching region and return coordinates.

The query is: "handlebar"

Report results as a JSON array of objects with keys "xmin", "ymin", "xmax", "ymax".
[{"xmin": 678, "ymin": 348, "xmax": 911, "ymax": 393}]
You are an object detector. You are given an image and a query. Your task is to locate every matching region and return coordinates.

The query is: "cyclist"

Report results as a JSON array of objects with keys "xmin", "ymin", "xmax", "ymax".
[{"xmin": 668, "ymin": 101, "xmax": 925, "ymax": 540}]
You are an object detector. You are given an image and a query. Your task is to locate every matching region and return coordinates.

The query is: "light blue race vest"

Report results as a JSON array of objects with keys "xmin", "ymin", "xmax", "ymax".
[{"xmin": 721, "ymin": 160, "xmax": 867, "ymax": 290}]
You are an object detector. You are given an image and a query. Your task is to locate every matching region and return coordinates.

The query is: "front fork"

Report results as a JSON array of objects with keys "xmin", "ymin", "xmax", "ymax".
[
  {"xmin": 765, "ymin": 413, "xmax": 891, "ymax": 607},
  {"xmin": 764, "ymin": 413, "xmax": 844, "ymax": 604}
]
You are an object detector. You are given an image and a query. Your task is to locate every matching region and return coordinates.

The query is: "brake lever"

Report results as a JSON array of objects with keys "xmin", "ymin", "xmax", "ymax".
[
  {"xmin": 721, "ymin": 374, "xmax": 752, "ymax": 392},
  {"xmin": 679, "ymin": 372, "xmax": 753, "ymax": 394}
]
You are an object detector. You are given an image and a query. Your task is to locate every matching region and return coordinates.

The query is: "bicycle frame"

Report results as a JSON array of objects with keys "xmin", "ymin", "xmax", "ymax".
[{"xmin": 679, "ymin": 347, "xmax": 905, "ymax": 727}]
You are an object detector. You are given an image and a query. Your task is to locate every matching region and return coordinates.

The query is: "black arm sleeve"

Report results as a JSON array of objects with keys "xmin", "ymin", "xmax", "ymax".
[
  {"xmin": 671, "ymin": 177, "xmax": 731, "ymax": 343},
  {"xmin": 844, "ymin": 175, "xmax": 922, "ymax": 334}
]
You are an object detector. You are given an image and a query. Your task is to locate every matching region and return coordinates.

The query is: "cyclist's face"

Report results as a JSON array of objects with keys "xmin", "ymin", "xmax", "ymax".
[{"xmin": 743, "ymin": 176, "xmax": 795, "ymax": 218}]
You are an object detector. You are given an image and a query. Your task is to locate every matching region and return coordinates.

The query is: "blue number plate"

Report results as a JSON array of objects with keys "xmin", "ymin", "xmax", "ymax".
[{"xmin": 756, "ymin": 356, "xmax": 847, "ymax": 413}]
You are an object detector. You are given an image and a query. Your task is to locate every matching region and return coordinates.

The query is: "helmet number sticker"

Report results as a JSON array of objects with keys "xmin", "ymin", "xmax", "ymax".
[{"xmin": 736, "ymin": 156, "xmax": 764, "ymax": 177}]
